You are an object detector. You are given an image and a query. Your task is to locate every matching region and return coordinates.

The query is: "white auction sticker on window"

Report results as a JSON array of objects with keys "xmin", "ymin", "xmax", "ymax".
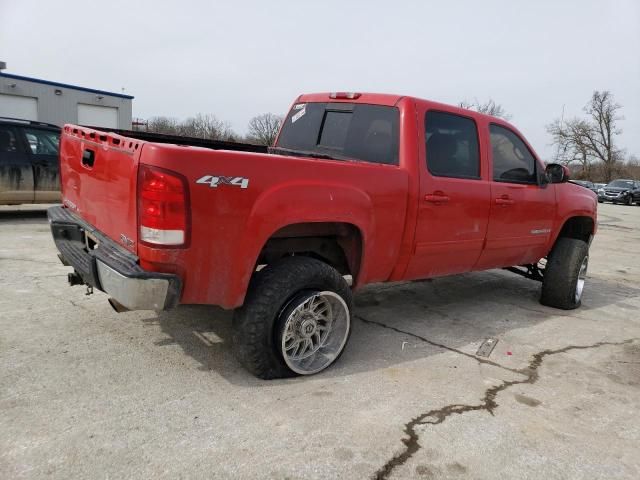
[
  {"xmin": 291, "ymin": 107, "xmax": 306, "ymax": 123},
  {"xmin": 293, "ymin": 103, "xmax": 306, "ymax": 110}
]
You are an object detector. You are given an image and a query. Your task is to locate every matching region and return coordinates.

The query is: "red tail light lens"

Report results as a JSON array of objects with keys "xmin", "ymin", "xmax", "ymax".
[{"xmin": 138, "ymin": 165, "xmax": 189, "ymax": 247}]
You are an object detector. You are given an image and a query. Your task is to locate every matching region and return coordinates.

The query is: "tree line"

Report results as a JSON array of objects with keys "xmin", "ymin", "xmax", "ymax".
[
  {"xmin": 139, "ymin": 112, "xmax": 283, "ymax": 146},
  {"xmin": 138, "ymin": 91, "xmax": 637, "ymax": 182}
]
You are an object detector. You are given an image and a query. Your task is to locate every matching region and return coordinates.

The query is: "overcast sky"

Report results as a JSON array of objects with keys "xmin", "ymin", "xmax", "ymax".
[{"xmin": 1, "ymin": 0, "xmax": 639, "ymax": 159}]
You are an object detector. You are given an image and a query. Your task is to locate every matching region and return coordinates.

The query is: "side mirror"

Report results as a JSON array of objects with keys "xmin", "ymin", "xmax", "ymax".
[{"xmin": 545, "ymin": 163, "xmax": 570, "ymax": 184}]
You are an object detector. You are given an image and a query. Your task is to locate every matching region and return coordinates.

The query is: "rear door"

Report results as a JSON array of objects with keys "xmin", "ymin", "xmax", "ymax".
[
  {"xmin": 21, "ymin": 127, "xmax": 61, "ymax": 202},
  {"xmin": 404, "ymin": 109, "xmax": 491, "ymax": 279},
  {"xmin": 475, "ymin": 124, "xmax": 555, "ymax": 269},
  {"xmin": 0, "ymin": 124, "xmax": 34, "ymax": 204}
]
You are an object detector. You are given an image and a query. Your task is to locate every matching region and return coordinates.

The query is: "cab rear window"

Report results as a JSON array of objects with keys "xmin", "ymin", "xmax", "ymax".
[{"xmin": 276, "ymin": 102, "xmax": 399, "ymax": 165}]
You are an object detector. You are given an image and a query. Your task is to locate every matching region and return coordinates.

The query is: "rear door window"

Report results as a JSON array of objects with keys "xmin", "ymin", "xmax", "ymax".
[
  {"xmin": 276, "ymin": 103, "xmax": 400, "ymax": 165},
  {"xmin": 22, "ymin": 128, "xmax": 60, "ymax": 157},
  {"xmin": 425, "ymin": 111, "xmax": 480, "ymax": 178}
]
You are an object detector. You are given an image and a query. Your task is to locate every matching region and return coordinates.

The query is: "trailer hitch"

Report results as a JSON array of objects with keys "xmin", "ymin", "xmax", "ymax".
[
  {"xmin": 67, "ymin": 271, "xmax": 94, "ymax": 295},
  {"xmin": 67, "ymin": 272, "xmax": 84, "ymax": 286}
]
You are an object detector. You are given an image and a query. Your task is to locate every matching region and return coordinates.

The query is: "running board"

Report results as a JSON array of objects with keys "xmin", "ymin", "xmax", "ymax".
[{"xmin": 504, "ymin": 265, "xmax": 544, "ymax": 282}]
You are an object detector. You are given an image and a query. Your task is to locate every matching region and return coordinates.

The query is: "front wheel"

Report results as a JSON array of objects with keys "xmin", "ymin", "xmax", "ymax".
[
  {"xmin": 625, "ymin": 195, "xmax": 633, "ymax": 206},
  {"xmin": 232, "ymin": 256, "xmax": 352, "ymax": 379},
  {"xmin": 540, "ymin": 237, "xmax": 589, "ymax": 310}
]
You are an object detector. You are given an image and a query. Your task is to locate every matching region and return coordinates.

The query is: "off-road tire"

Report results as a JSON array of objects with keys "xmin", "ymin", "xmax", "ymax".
[
  {"xmin": 232, "ymin": 256, "xmax": 352, "ymax": 379},
  {"xmin": 540, "ymin": 237, "xmax": 589, "ymax": 310}
]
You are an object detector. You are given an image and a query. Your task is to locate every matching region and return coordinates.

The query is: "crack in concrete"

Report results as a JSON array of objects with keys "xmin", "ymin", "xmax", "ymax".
[
  {"xmin": 358, "ymin": 315, "xmax": 637, "ymax": 480},
  {"xmin": 356, "ymin": 315, "xmax": 521, "ymax": 375}
]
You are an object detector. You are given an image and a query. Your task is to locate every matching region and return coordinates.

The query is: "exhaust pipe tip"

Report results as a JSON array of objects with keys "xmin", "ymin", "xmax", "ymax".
[{"xmin": 108, "ymin": 298, "xmax": 130, "ymax": 313}]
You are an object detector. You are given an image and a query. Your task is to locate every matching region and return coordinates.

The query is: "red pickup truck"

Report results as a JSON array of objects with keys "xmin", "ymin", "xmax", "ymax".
[{"xmin": 49, "ymin": 92, "xmax": 597, "ymax": 378}]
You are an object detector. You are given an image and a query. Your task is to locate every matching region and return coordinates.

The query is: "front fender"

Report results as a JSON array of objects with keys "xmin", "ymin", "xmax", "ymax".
[{"xmin": 549, "ymin": 184, "xmax": 598, "ymax": 248}]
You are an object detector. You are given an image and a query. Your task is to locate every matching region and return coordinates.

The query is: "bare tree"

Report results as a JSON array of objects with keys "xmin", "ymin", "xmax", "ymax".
[
  {"xmin": 179, "ymin": 114, "xmax": 235, "ymax": 141},
  {"xmin": 147, "ymin": 116, "xmax": 181, "ymax": 135},
  {"xmin": 247, "ymin": 113, "xmax": 283, "ymax": 146},
  {"xmin": 459, "ymin": 98, "xmax": 511, "ymax": 120},
  {"xmin": 581, "ymin": 91, "xmax": 624, "ymax": 182},
  {"xmin": 547, "ymin": 91, "xmax": 623, "ymax": 182},
  {"xmin": 622, "ymin": 153, "xmax": 640, "ymax": 180},
  {"xmin": 547, "ymin": 117, "xmax": 592, "ymax": 176},
  {"xmin": 146, "ymin": 114, "xmax": 236, "ymax": 141}
]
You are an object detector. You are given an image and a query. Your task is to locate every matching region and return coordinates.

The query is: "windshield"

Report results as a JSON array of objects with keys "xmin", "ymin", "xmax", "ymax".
[
  {"xmin": 276, "ymin": 102, "xmax": 400, "ymax": 165},
  {"xmin": 608, "ymin": 180, "xmax": 634, "ymax": 188}
]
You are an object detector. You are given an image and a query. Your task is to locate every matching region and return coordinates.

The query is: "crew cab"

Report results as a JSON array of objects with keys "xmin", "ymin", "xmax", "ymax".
[
  {"xmin": 49, "ymin": 92, "xmax": 597, "ymax": 378},
  {"xmin": 0, "ymin": 117, "xmax": 61, "ymax": 204}
]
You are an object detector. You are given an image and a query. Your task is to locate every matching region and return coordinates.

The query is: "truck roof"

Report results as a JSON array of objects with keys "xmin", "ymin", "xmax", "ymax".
[
  {"xmin": 297, "ymin": 92, "xmax": 404, "ymax": 107},
  {"xmin": 296, "ymin": 92, "xmax": 514, "ymax": 124}
]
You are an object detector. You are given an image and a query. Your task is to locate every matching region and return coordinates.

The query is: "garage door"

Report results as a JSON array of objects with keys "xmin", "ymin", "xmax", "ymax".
[
  {"xmin": 0, "ymin": 94, "xmax": 38, "ymax": 121},
  {"xmin": 77, "ymin": 104, "xmax": 118, "ymax": 128}
]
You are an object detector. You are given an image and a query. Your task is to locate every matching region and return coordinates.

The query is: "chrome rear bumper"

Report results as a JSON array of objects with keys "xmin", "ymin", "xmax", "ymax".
[{"xmin": 48, "ymin": 206, "xmax": 181, "ymax": 311}]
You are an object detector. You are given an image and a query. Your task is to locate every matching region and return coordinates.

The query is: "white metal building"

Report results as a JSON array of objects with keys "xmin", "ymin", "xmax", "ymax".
[{"xmin": 0, "ymin": 71, "xmax": 133, "ymax": 129}]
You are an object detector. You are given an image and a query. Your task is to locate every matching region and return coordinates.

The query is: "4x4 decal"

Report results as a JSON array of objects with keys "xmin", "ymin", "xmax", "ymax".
[{"xmin": 196, "ymin": 175, "xmax": 249, "ymax": 189}]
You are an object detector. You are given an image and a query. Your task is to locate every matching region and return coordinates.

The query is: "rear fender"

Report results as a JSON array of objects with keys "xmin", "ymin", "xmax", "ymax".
[{"xmin": 223, "ymin": 181, "xmax": 373, "ymax": 307}]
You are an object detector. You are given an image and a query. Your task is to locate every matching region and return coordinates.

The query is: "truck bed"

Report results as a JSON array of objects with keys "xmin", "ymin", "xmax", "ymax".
[{"xmin": 87, "ymin": 127, "xmax": 268, "ymax": 154}]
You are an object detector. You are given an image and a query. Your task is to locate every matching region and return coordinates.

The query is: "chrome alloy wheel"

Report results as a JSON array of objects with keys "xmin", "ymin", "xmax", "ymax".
[
  {"xmin": 575, "ymin": 255, "xmax": 588, "ymax": 303},
  {"xmin": 280, "ymin": 291, "xmax": 350, "ymax": 375}
]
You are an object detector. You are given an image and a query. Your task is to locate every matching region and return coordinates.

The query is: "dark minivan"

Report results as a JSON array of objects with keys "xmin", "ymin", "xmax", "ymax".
[{"xmin": 0, "ymin": 117, "xmax": 61, "ymax": 204}]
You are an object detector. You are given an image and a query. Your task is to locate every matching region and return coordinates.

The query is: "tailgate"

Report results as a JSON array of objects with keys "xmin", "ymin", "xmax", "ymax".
[{"xmin": 59, "ymin": 125, "xmax": 142, "ymax": 254}]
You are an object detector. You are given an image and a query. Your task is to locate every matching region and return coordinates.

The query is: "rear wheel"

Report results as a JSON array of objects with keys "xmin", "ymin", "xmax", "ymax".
[
  {"xmin": 232, "ymin": 256, "xmax": 352, "ymax": 379},
  {"xmin": 540, "ymin": 237, "xmax": 589, "ymax": 309},
  {"xmin": 278, "ymin": 290, "xmax": 350, "ymax": 375}
]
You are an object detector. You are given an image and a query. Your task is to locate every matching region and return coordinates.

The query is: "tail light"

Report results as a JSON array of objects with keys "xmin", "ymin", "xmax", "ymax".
[{"xmin": 138, "ymin": 165, "xmax": 189, "ymax": 247}]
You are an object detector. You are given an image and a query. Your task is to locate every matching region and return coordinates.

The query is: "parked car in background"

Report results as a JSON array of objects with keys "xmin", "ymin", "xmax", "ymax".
[
  {"xmin": 570, "ymin": 179, "xmax": 598, "ymax": 194},
  {"xmin": 594, "ymin": 182, "xmax": 607, "ymax": 190},
  {"xmin": 0, "ymin": 117, "xmax": 61, "ymax": 204},
  {"xmin": 597, "ymin": 179, "xmax": 640, "ymax": 205}
]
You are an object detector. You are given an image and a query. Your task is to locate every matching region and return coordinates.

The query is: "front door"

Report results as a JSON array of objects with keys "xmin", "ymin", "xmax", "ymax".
[
  {"xmin": 0, "ymin": 124, "xmax": 34, "ymax": 204},
  {"xmin": 404, "ymin": 109, "xmax": 491, "ymax": 279},
  {"xmin": 475, "ymin": 124, "xmax": 556, "ymax": 269},
  {"xmin": 21, "ymin": 127, "xmax": 61, "ymax": 203}
]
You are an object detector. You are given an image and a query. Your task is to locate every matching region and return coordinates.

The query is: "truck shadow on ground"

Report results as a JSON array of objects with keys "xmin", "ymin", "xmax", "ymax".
[
  {"xmin": 0, "ymin": 208, "xmax": 50, "ymax": 225},
  {"xmin": 143, "ymin": 269, "xmax": 640, "ymax": 386}
]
